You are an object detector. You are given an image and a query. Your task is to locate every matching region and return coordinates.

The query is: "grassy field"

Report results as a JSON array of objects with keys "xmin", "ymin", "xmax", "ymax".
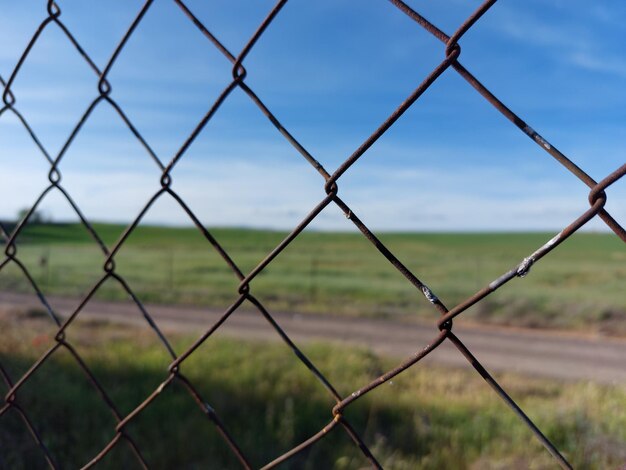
[
  {"xmin": 1, "ymin": 222, "xmax": 625, "ymax": 333},
  {"xmin": 1, "ymin": 311, "xmax": 625, "ymax": 469}
]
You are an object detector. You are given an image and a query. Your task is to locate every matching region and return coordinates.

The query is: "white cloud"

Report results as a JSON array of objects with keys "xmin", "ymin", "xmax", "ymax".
[
  {"xmin": 568, "ymin": 51, "xmax": 626, "ymax": 79},
  {"xmin": 489, "ymin": 3, "xmax": 626, "ymax": 79},
  {"xmin": 2, "ymin": 153, "xmax": 618, "ymax": 233}
]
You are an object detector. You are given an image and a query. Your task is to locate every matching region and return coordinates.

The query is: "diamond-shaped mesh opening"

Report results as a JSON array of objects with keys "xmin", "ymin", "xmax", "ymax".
[
  {"xmin": 244, "ymin": 219, "xmax": 430, "ymax": 320},
  {"xmin": 169, "ymin": 86, "xmax": 324, "ymax": 230},
  {"xmin": 54, "ymin": 103, "xmax": 163, "ymax": 238},
  {"xmin": 104, "ymin": 1, "xmax": 236, "ymax": 160},
  {"xmin": 240, "ymin": 0, "xmax": 445, "ymax": 170},
  {"xmin": 336, "ymin": 69, "xmax": 593, "ymax": 227},
  {"xmin": 1, "ymin": 23, "xmax": 97, "ymax": 156}
]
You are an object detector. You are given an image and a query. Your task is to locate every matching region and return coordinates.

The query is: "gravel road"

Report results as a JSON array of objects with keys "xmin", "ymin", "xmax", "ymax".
[{"xmin": 1, "ymin": 291, "xmax": 625, "ymax": 384}]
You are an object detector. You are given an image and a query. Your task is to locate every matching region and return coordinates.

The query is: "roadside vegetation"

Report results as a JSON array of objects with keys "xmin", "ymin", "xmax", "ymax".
[
  {"xmin": 1, "ymin": 312, "xmax": 625, "ymax": 469},
  {"xmin": 2, "ymin": 223, "xmax": 624, "ymax": 334}
]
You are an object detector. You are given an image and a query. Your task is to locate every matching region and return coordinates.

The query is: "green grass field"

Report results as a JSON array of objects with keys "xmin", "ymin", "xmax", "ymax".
[
  {"xmin": 1, "ymin": 313, "xmax": 624, "ymax": 469},
  {"xmin": 2, "ymin": 222, "xmax": 625, "ymax": 333}
]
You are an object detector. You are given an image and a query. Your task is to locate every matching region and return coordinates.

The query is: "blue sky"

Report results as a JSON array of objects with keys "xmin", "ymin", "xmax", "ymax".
[{"xmin": 1, "ymin": 0, "xmax": 624, "ymax": 231}]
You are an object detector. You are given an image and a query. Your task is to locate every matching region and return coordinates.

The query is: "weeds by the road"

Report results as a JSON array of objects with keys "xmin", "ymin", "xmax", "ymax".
[{"xmin": 1, "ymin": 312, "xmax": 625, "ymax": 469}]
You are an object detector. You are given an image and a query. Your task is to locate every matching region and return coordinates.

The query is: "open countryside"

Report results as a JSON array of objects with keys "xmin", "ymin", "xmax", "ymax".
[{"xmin": 2, "ymin": 222, "xmax": 624, "ymax": 334}]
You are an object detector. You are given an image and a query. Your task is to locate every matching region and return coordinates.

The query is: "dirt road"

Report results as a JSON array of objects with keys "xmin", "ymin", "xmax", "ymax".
[{"xmin": 1, "ymin": 291, "xmax": 625, "ymax": 385}]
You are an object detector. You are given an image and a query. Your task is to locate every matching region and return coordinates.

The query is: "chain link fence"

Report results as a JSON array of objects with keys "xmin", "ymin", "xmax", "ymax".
[{"xmin": 1, "ymin": 1, "xmax": 625, "ymax": 468}]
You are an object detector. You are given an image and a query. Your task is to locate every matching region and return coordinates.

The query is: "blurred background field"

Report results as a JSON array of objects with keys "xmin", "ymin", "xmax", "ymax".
[
  {"xmin": 1, "ymin": 311, "xmax": 625, "ymax": 469},
  {"xmin": 1, "ymin": 222, "xmax": 624, "ymax": 334}
]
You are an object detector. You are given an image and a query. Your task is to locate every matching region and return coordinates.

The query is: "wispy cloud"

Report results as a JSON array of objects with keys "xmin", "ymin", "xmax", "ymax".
[
  {"xmin": 568, "ymin": 51, "xmax": 626, "ymax": 79},
  {"xmin": 3, "ymin": 151, "xmax": 615, "ymax": 233},
  {"xmin": 490, "ymin": 3, "xmax": 626, "ymax": 79}
]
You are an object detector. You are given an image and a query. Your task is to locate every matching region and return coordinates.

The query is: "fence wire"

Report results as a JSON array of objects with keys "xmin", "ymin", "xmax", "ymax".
[{"xmin": 1, "ymin": 1, "xmax": 625, "ymax": 469}]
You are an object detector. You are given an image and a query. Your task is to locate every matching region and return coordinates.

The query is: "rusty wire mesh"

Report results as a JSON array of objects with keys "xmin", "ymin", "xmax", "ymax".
[{"xmin": 1, "ymin": 0, "xmax": 625, "ymax": 468}]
